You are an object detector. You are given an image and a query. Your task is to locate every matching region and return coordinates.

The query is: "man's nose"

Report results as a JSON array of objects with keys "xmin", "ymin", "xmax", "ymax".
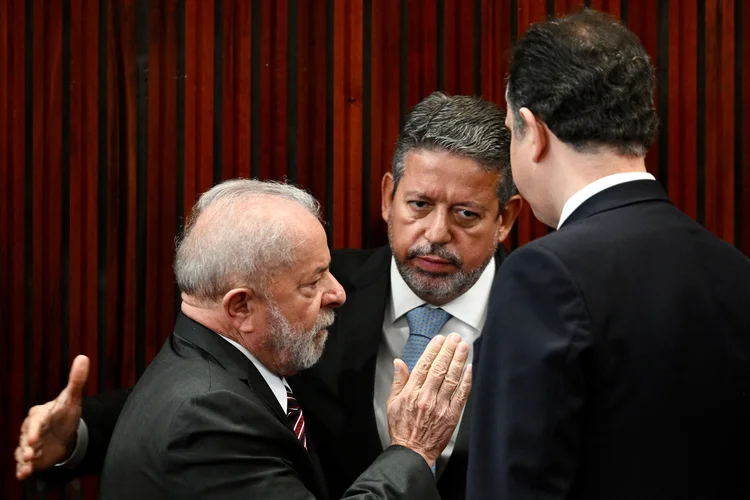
[
  {"xmin": 423, "ymin": 210, "xmax": 451, "ymax": 245},
  {"xmin": 322, "ymin": 274, "xmax": 346, "ymax": 308}
]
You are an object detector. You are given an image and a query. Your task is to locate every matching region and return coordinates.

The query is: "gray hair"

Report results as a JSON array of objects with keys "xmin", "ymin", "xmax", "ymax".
[
  {"xmin": 392, "ymin": 91, "xmax": 516, "ymax": 207},
  {"xmin": 174, "ymin": 178, "xmax": 321, "ymax": 303}
]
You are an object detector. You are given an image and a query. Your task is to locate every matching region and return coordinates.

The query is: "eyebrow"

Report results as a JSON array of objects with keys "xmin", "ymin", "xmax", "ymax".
[{"xmin": 403, "ymin": 191, "xmax": 487, "ymax": 211}]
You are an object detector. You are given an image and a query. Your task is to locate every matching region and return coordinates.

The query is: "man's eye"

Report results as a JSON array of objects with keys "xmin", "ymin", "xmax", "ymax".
[
  {"xmin": 308, "ymin": 280, "xmax": 320, "ymax": 288},
  {"xmin": 457, "ymin": 209, "xmax": 479, "ymax": 219},
  {"xmin": 408, "ymin": 200, "xmax": 429, "ymax": 209}
]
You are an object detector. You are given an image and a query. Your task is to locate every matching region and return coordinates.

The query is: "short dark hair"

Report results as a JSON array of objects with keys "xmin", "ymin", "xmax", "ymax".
[
  {"xmin": 506, "ymin": 9, "xmax": 658, "ymax": 157},
  {"xmin": 392, "ymin": 91, "xmax": 516, "ymax": 207}
]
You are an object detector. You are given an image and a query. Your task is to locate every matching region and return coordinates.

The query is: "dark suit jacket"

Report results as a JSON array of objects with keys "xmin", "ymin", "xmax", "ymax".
[
  {"xmin": 467, "ymin": 180, "xmax": 750, "ymax": 500},
  {"xmin": 291, "ymin": 245, "xmax": 507, "ymax": 500},
  {"xmin": 98, "ymin": 313, "xmax": 439, "ymax": 499},
  {"xmin": 44, "ymin": 246, "xmax": 507, "ymax": 500}
]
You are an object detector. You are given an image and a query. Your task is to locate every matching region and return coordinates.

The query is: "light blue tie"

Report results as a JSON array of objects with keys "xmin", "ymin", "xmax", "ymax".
[
  {"xmin": 402, "ymin": 305, "xmax": 451, "ymax": 476},
  {"xmin": 402, "ymin": 305, "xmax": 452, "ymax": 373}
]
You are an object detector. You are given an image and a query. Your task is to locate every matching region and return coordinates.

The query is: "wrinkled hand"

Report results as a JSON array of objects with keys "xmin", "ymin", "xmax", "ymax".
[
  {"xmin": 14, "ymin": 355, "xmax": 90, "ymax": 480},
  {"xmin": 386, "ymin": 333, "xmax": 472, "ymax": 468}
]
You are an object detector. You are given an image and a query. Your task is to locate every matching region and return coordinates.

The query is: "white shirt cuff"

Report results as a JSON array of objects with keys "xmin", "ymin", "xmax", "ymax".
[{"xmin": 55, "ymin": 418, "xmax": 88, "ymax": 468}]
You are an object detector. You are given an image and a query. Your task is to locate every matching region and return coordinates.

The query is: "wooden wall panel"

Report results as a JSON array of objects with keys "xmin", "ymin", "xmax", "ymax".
[
  {"xmin": 704, "ymin": 0, "xmax": 735, "ymax": 242},
  {"xmin": 1, "ymin": 1, "xmax": 748, "ymax": 496},
  {"xmin": 667, "ymin": 0, "xmax": 698, "ymax": 220}
]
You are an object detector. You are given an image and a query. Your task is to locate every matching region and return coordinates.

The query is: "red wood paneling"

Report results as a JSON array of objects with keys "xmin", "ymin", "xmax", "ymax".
[
  {"xmin": 221, "ymin": 0, "xmax": 252, "ymax": 180},
  {"xmin": 704, "ymin": 0, "xmax": 735, "ymax": 242},
  {"xmin": 184, "ymin": 0, "xmax": 214, "ymax": 214},
  {"xmin": 332, "ymin": 0, "xmax": 363, "ymax": 248},
  {"xmin": 407, "ymin": 0, "xmax": 438, "ymax": 108},
  {"xmin": 296, "ymin": 0, "xmax": 328, "ymax": 214},
  {"xmin": 480, "ymin": 0, "xmax": 513, "ymax": 105},
  {"xmin": 444, "ymin": 0, "xmax": 476, "ymax": 95},
  {"xmin": 666, "ymin": 0, "xmax": 698, "ymax": 219},
  {"xmin": 628, "ymin": 0, "xmax": 660, "ymax": 180},
  {"xmin": 369, "ymin": 0, "xmax": 402, "ymax": 248},
  {"xmin": 515, "ymin": 0, "xmax": 551, "ymax": 245},
  {"xmin": 146, "ymin": 0, "xmax": 178, "ymax": 363}
]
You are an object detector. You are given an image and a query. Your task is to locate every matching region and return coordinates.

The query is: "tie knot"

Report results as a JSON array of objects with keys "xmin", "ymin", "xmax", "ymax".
[{"xmin": 405, "ymin": 305, "xmax": 451, "ymax": 341}]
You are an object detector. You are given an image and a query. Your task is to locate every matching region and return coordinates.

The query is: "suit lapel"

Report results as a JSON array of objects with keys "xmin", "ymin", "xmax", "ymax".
[
  {"xmin": 436, "ymin": 248, "xmax": 508, "ymax": 487},
  {"xmin": 560, "ymin": 179, "xmax": 672, "ymax": 228},
  {"xmin": 338, "ymin": 247, "xmax": 393, "ymax": 468},
  {"xmin": 173, "ymin": 313, "xmax": 327, "ymax": 498}
]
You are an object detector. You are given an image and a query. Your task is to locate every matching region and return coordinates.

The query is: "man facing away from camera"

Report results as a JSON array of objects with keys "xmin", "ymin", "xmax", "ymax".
[{"xmin": 468, "ymin": 9, "xmax": 750, "ymax": 500}]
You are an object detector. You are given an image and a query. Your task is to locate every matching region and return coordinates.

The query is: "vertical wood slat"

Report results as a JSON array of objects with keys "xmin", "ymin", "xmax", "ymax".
[
  {"xmin": 480, "ymin": 0, "xmax": 513, "ymax": 106},
  {"xmin": 703, "ymin": 0, "xmax": 735, "ymax": 242},
  {"xmin": 68, "ymin": 0, "xmax": 101, "ymax": 407},
  {"xmin": 1, "ymin": 2, "xmax": 28, "ymax": 497},
  {"xmin": 667, "ymin": 0, "xmax": 698, "ymax": 219},
  {"xmin": 183, "ymin": 0, "xmax": 214, "ymax": 216},
  {"xmin": 145, "ymin": 0, "xmax": 178, "ymax": 365},
  {"xmin": 627, "ymin": 0, "xmax": 660, "ymax": 180},
  {"xmin": 332, "ymin": 0, "xmax": 364, "ymax": 248},
  {"xmin": 514, "ymin": 0, "xmax": 550, "ymax": 246},
  {"xmin": 295, "ymin": 0, "xmax": 328, "ymax": 212},
  {"xmin": 31, "ymin": 0, "xmax": 64, "ymax": 412},
  {"xmin": 221, "ymin": 0, "xmax": 251, "ymax": 180},
  {"xmin": 368, "ymin": 0, "xmax": 401, "ymax": 248},
  {"xmin": 443, "ymin": 0, "xmax": 476, "ymax": 95},
  {"xmin": 407, "ymin": 0, "xmax": 438, "ymax": 109}
]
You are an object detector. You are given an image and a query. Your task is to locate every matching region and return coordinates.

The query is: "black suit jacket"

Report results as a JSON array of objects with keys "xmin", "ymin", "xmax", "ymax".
[
  {"xmin": 292, "ymin": 245, "xmax": 508, "ymax": 500},
  {"xmin": 98, "ymin": 313, "xmax": 439, "ymax": 499},
  {"xmin": 467, "ymin": 180, "xmax": 750, "ymax": 499}
]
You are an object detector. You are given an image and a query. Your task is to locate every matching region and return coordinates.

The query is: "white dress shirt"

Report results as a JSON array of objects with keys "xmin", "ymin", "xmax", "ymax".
[
  {"xmin": 372, "ymin": 256, "xmax": 496, "ymax": 464},
  {"xmin": 63, "ymin": 334, "xmax": 288, "ymax": 468},
  {"xmin": 557, "ymin": 172, "xmax": 656, "ymax": 229},
  {"xmin": 221, "ymin": 335, "xmax": 289, "ymax": 413}
]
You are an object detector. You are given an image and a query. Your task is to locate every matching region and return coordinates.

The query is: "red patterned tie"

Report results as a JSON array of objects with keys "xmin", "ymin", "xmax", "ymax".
[{"xmin": 286, "ymin": 386, "xmax": 307, "ymax": 450}]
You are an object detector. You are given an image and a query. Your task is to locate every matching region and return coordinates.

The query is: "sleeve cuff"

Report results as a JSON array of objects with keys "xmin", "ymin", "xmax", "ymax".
[{"xmin": 55, "ymin": 418, "xmax": 88, "ymax": 469}]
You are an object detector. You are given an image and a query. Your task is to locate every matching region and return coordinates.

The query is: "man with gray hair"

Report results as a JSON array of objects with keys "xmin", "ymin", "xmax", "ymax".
[
  {"xmin": 67, "ymin": 178, "xmax": 475, "ymax": 498},
  {"xmin": 15, "ymin": 93, "xmax": 520, "ymax": 500}
]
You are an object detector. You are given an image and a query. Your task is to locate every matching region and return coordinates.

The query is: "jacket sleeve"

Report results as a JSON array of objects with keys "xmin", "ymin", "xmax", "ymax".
[
  {"xmin": 166, "ymin": 389, "xmax": 439, "ymax": 500},
  {"xmin": 467, "ymin": 244, "xmax": 592, "ymax": 500}
]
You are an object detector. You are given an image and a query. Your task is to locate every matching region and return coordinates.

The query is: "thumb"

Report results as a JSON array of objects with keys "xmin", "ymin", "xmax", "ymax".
[
  {"xmin": 58, "ymin": 355, "xmax": 90, "ymax": 405},
  {"xmin": 389, "ymin": 358, "xmax": 409, "ymax": 398}
]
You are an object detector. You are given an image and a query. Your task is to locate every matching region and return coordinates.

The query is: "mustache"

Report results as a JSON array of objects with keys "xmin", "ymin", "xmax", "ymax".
[
  {"xmin": 311, "ymin": 308, "xmax": 336, "ymax": 333},
  {"xmin": 406, "ymin": 244, "xmax": 462, "ymax": 267}
]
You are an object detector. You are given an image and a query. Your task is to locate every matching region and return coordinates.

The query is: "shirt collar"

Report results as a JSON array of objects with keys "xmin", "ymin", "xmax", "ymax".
[
  {"xmin": 389, "ymin": 255, "xmax": 496, "ymax": 331},
  {"xmin": 557, "ymin": 172, "xmax": 656, "ymax": 229},
  {"xmin": 219, "ymin": 335, "xmax": 288, "ymax": 413}
]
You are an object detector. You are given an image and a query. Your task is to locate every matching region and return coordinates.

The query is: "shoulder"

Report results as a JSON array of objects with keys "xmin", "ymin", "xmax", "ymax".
[{"xmin": 331, "ymin": 246, "xmax": 391, "ymax": 286}]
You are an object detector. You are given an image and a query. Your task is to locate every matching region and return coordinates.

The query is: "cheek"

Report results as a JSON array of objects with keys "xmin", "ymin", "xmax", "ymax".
[{"xmin": 454, "ymin": 227, "xmax": 499, "ymax": 268}]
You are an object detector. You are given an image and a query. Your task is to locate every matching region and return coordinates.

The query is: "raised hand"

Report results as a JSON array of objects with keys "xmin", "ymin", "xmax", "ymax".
[
  {"xmin": 386, "ymin": 333, "xmax": 472, "ymax": 468},
  {"xmin": 15, "ymin": 355, "xmax": 90, "ymax": 480}
]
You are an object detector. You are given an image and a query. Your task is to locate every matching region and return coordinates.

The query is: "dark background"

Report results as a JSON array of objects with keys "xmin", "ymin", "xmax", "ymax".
[{"xmin": 1, "ymin": 0, "xmax": 748, "ymax": 497}]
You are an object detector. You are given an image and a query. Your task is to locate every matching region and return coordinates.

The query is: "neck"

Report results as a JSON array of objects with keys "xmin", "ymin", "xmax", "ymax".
[{"xmin": 549, "ymin": 148, "xmax": 647, "ymax": 226}]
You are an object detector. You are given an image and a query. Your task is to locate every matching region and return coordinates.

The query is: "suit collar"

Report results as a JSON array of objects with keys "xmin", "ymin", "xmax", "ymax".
[
  {"xmin": 560, "ymin": 179, "xmax": 672, "ymax": 229},
  {"xmin": 173, "ymin": 313, "xmax": 287, "ymax": 423}
]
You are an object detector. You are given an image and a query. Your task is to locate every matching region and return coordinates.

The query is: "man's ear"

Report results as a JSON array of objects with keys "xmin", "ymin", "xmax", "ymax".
[
  {"xmin": 222, "ymin": 287, "xmax": 258, "ymax": 333},
  {"xmin": 519, "ymin": 107, "xmax": 547, "ymax": 163},
  {"xmin": 381, "ymin": 172, "xmax": 395, "ymax": 223},
  {"xmin": 495, "ymin": 194, "xmax": 524, "ymax": 243}
]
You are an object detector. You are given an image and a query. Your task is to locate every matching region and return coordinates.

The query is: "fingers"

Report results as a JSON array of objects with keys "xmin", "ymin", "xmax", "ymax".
[
  {"xmin": 388, "ymin": 358, "xmax": 410, "ymax": 401},
  {"xmin": 449, "ymin": 364, "xmax": 472, "ymax": 415},
  {"xmin": 420, "ymin": 333, "xmax": 462, "ymax": 394},
  {"xmin": 59, "ymin": 355, "xmax": 90, "ymax": 405},
  {"xmin": 436, "ymin": 338, "xmax": 471, "ymax": 401},
  {"xmin": 403, "ymin": 335, "xmax": 446, "ymax": 391}
]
